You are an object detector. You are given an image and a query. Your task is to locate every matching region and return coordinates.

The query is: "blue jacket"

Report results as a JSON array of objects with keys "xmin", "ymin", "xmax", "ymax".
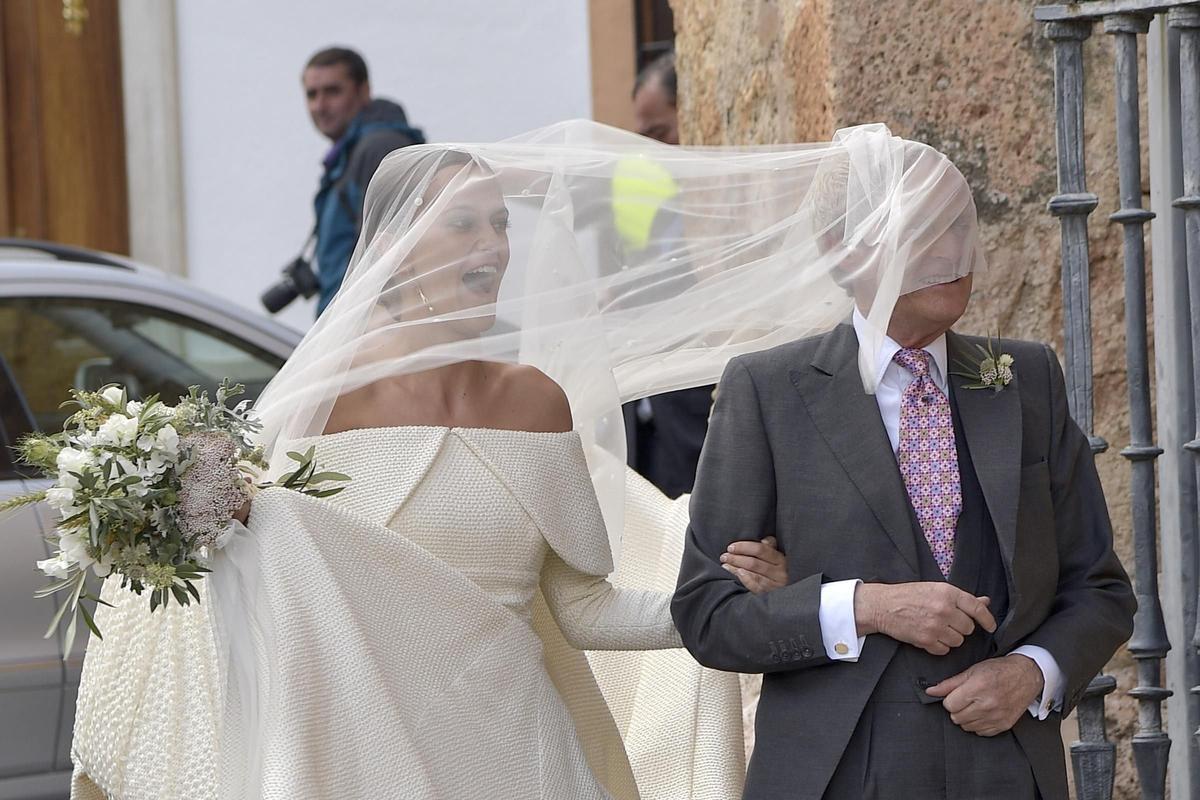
[{"xmin": 313, "ymin": 98, "xmax": 424, "ymax": 315}]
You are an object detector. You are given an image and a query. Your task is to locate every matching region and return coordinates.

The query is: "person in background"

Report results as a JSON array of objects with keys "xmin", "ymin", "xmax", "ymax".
[
  {"xmin": 633, "ymin": 50, "xmax": 680, "ymax": 145},
  {"xmin": 623, "ymin": 50, "xmax": 714, "ymax": 499},
  {"xmin": 304, "ymin": 46, "xmax": 426, "ymax": 315}
]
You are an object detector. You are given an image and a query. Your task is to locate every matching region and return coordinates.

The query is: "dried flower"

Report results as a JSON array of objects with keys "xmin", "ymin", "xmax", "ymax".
[{"xmin": 951, "ymin": 334, "xmax": 1015, "ymax": 392}]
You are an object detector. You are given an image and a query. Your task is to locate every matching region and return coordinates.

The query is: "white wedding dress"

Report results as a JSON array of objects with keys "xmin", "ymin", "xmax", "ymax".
[{"xmin": 69, "ymin": 426, "xmax": 744, "ymax": 799}]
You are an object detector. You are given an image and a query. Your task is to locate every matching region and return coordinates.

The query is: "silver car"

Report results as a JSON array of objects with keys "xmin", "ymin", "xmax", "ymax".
[{"xmin": 0, "ymin": 241, "xmax": 299, "ymax": 800}]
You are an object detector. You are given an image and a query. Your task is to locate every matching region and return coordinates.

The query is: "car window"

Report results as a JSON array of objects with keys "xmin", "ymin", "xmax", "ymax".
[
  {"xmin": 0, "ymin": 298, "xmax": 285, "ymax": 432},
  {"xmin": 0, "ymin": 354, "xmax": 35, "ymax": 480}
]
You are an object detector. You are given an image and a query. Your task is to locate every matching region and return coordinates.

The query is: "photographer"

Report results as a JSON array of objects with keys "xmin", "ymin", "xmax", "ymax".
[{"xmin": 263, "ymin": 47, "xmax": 425, "ymax": 316}]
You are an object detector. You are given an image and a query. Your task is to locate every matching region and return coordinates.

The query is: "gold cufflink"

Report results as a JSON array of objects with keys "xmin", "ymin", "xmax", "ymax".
[{"xmin": 834, "ymin": 642, "xmax": 850, "ymax": 655}]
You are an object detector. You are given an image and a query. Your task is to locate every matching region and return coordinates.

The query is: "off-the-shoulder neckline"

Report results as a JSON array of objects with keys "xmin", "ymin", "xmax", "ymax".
[{"xmin": 305, "ymin": 425, "xmax": 581, "ymax": 441}]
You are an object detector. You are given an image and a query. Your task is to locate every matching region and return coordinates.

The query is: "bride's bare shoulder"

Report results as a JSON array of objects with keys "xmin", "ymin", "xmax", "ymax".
[{"xmin": 493, "ymin": 364, "xmax": 573, "ymax": 433}]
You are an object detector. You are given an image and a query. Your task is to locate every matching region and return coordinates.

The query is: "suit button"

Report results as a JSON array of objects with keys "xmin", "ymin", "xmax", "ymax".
[{"xmin": 801, "ymin": 646, "xmax": 814, "ymax": 658}]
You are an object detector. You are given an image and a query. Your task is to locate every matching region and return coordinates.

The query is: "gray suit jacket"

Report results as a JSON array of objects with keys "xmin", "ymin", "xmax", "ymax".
[{"xmin": 671, "ymin": 323, "xmax": 1135, "ymax": 800}]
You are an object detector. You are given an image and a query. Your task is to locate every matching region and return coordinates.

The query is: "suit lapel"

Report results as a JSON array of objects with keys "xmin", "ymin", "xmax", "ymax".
[
  {"xmin": 946, "ymin": 332, "xmax": 1021, "ymax": 589},
  {"xmin": 790, "ymin": 324, "xmax": 921, "ymax": 576}
]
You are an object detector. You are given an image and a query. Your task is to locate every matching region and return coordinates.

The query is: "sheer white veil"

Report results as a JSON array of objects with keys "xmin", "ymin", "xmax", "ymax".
[
  {"xmin": 209, "ymin": 120, "xmax": 983, "ymax": 798},
  {"xmin": 249, "ymin": 119, "xmax": 982, "ymax": 554}
]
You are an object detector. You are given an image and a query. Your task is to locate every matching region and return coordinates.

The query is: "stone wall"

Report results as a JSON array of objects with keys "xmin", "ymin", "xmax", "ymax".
[{"xmin": 672, "ymin": 1, "xmax": 1142, "ymax": 796}]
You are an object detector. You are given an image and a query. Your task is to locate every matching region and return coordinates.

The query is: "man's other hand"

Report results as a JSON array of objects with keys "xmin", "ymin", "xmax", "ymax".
[{"xmin": 926, "ymin": 654, "xmax": 1045, "ymax": 736}]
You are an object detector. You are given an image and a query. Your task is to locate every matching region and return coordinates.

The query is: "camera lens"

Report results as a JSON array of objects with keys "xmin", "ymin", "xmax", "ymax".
[
  {"xmin": 260, "ymin": 257, "xmax": 320, "ymax": 313},
  {"xmin": 261, "ymin": 280, "xmax": 300, "ymax": 313}
]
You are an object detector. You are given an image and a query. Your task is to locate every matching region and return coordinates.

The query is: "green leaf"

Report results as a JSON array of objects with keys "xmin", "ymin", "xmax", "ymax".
[
  {"xmin": 42, "ymin": 572, "xmax": 85, "ymax": 639},
  {"xmin": 79, "ymin": 600, "xmax": 103, "ymax": 640},
  {"xmin": 62, "ymin": 611, "xmax": 79, "ymax": 658},
  {"xmin": 281, "ymin": 460, "xmax": 316, "ymax": 490},
  {"xmin": 307, "ymin": 471, "xmax": 351, "ymax": 484},
  {"xmin": 304, "ymin": 487, "xmax": 347, "ymax": 498},
  {"xmin": 34, "ymin": 579, "xmax": 80, "ymax": 598},
  {"xmin": 83, "ymin": 593, "xmax": 115, "ymax": 609},
  {"xmin": 43, "ymin": 597, "xmax": 73, "ymax": 639},
  {"xmin": 170, "ymin": 584, "xmax": 189, "ymax": 607},
  {"xmin": 184, "ymin": 580, "xmax": 201, "ymax": 603}
]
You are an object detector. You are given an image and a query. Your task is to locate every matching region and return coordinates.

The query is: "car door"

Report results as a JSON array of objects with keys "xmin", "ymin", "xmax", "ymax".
[
  {"xmin": 0, "ymin": 354, "xmax": 65, "ymax": 794},
  {"xmin": 0, "ymin": 294, "xmax": 288, "ymax": 792}
]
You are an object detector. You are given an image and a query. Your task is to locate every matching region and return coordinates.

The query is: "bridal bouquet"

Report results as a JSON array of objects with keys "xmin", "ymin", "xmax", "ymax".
[{"xmin": 2, "ymin": 380, "xmax": 349, "ymax": 652}]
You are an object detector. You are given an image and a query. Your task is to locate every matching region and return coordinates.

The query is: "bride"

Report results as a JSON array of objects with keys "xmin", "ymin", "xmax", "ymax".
[{"xmin": 67, "ymin": 120, "xmax": 937, "ymax": 799}]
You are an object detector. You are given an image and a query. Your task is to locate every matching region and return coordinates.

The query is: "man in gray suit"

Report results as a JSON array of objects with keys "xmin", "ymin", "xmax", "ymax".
[{"xmin": 671, "ymin": 149, "xmax": 1134, "ymax": 799}]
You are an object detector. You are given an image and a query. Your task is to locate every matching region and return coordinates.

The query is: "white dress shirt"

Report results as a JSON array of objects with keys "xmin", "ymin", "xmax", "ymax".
[{"xmin": 815, "ymin": 311, "xmax": 1064, "ymax": 719}]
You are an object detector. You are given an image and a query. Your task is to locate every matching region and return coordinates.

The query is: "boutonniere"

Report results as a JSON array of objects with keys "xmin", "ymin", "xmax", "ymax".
[{"xmin": 951, "ymin": 335, "xmax": 1014, "ymax": 392}]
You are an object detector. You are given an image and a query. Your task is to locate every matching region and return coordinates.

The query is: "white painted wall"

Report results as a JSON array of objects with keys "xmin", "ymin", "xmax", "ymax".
[{"xmin": 174, "ymin": 0, "xmax": 592, "ymax": 331}]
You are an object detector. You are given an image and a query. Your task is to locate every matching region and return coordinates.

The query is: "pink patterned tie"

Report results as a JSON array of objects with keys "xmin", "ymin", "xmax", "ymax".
[{"xmin": 893, "ymin": 348, "xmax": 961, "ymax": 578}]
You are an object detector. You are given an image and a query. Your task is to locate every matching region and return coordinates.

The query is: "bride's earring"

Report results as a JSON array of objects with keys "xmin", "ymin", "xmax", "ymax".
[{"xmin": 416, "ymin": 285, "xmax": 435, "ymax": 314}]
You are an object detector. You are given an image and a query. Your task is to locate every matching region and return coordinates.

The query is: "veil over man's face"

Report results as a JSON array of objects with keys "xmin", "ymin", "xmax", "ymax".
[{"xmin": 820, "ymin": 136, "xmax": 982, "ymax": 309}]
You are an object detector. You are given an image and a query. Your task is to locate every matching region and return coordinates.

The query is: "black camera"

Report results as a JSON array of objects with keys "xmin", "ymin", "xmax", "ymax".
[{"xmin": 261, "ymin": 254, "xmax": 320, "ymax": 313}]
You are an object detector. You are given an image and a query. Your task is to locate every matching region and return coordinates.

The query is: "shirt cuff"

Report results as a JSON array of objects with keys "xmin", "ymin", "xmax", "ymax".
[
  {"xmin": 1011, "ymin": 644, "xmax": 1064, "ymax": 720},
  {"xmin": 819, "ymin": 579, "xmax": 865, "ymax": 661}
]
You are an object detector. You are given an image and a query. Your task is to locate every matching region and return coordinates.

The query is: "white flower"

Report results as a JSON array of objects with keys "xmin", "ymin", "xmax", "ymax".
[
  {"xmin": 137, "ymin": 423, "xmax": 179, "ymax": 457},
  {"xmin": 56, "ymin": 447, "xmax": 93, "ymax": 489},
  {"xmin": 75, "ymin": 431, "xmax": 97, "ymax": 448},
  {"xmin": 44, "ymin": 487, "xmax": 80, "ymax": 518},
  {"xmin": 57, "ymin": 530, "xmax": 110, "ymax": 576},
  {"xmin": 100, "ymin": 452, "xmax": 138, "ymax": 480},
  {"xmin": 143, "ymin": 451, "xmax": 174, "ymax": 476},
  {"xmin": 36, "ymin": 555, "xmax": 73, "ymax": 580},
  {"xmin": 91, "ymin": 552, "xmax": 113, "ymax": 578},
  {"xmin": 101, "ymin": 386, "xmax": 125, "ymax": 405},
  {"xmin": 58, "ymin": 530, "xmax": 93, "ymax": 571},
  {"xmin": 97, "ymin": 414, "xmax": 138, "ymax": 448},
  {"xmin": 126, "ymin": 400, "xmax": 144, "ymax": 416},
  {"xmin": 155, "ymin": 424, "xmax": 179, "ymax": 455},
  {"xmin": 56, "ymin": 447, "xmax": 92, "ymax": 474}
]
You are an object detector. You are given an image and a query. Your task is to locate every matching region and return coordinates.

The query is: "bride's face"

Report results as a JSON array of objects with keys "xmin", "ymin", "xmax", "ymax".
[{"xmin": 385, "ymin": 163, "xmax": 511, "ymax": 335}]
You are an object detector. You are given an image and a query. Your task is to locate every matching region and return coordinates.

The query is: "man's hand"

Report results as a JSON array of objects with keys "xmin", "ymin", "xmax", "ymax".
[
  {"xmin": 926, "ymin": 654, "xmax": 1045, "ymax": 736},
  {"xmin": 720, "ymin": 536, "xmax": 787, "ymax": 594},
  {"xmin": 854, "ymin": 582, "xmax": 996, "ymax": 655}
]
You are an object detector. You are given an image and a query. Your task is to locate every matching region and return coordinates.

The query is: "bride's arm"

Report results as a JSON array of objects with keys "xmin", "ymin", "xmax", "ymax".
[{"xmin": 539, "ymin": 549, "xmax": 682, "ymax": 651}]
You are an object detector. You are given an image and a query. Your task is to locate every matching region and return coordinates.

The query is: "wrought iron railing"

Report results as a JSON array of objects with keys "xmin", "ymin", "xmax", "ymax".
[{"xmin": 1035, "ymin": 1, "xmax": 1200, "ymax": 797}]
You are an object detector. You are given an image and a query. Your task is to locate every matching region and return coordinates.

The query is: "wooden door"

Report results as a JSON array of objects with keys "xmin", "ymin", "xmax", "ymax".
[{"xmin": 0, "ymin": 0, "xmax": 128, "ymax": 254}]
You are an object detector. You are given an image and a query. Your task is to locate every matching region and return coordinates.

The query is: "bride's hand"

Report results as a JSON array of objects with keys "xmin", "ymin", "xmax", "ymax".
[
  {"xmin": 719, "ymin": 536, "xmax": 788, "ymax": 594},
  {"xmin": 232, "ymin": 477, "xmax": 253, "ymax": 525}
]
